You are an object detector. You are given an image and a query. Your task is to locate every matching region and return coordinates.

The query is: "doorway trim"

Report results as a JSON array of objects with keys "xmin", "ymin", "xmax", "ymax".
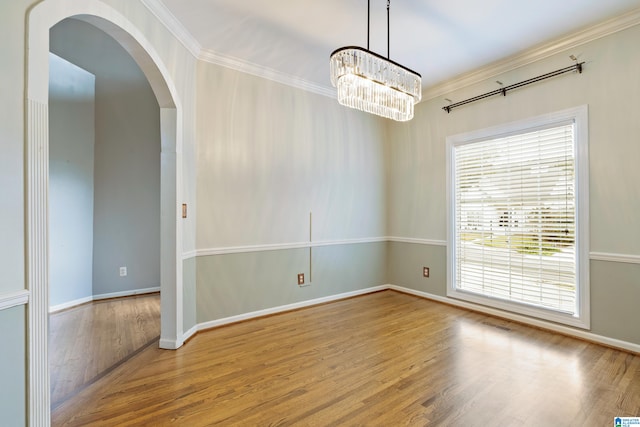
[{"xmin": 27, "ymin": 1, "xmax": 184, "ymax": 424}]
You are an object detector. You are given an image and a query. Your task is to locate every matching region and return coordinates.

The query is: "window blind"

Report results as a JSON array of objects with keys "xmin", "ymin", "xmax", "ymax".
[{"xmin": 453, "ymin": 123, "xmax": 576, "ymax": 314}]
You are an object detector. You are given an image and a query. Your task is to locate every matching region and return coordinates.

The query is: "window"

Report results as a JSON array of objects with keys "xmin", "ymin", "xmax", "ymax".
[{"xmin": 446, "ymin": 106, "xmax": 589, "ymax": 329}]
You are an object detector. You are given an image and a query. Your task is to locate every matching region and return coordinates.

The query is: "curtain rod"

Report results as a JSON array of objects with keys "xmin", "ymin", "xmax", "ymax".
[{"xmin": 442, "ymin": 62, "xmax": 584, "ymax": 113}]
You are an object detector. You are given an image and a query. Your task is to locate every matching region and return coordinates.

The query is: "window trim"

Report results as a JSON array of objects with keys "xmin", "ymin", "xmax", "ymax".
[{"xmin": 446, "ymin": 105, "xmax": 590, "ymax": 329}]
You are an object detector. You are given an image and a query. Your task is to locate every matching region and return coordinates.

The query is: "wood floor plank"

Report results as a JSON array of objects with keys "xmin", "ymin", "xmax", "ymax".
[
  {"xmin": 52, "ymin": 290, "xmax": 640, "ymax": 426},
  {"xmin": 49, "ymin": 293, "xmax": 161, "ymax": 408}
]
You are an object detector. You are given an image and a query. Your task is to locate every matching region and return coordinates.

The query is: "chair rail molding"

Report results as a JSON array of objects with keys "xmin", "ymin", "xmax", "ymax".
[{"xmin": 0, "ymin": 290, "xmax": 30, "ymax": 311}]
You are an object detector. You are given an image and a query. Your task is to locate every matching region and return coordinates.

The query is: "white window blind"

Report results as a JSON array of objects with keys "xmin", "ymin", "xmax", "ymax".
[{"xmin": 453, "ymin": 122, "xmax": 577, "ymax": 314}]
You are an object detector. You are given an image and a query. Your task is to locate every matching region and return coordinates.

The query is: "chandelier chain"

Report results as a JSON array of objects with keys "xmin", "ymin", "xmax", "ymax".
[
  {"xmin": 387, "ymin": 0, "xmax": 390, "ymax": 59},
  {"xmin": 367, "ymin": 0, "xmax": 370, "ymax": 50}
]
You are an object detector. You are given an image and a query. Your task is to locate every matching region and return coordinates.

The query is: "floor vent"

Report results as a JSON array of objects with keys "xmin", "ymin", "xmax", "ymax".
[{"xmin": 482, "ymin": 321, "xmax": 512, "ymax": 332}]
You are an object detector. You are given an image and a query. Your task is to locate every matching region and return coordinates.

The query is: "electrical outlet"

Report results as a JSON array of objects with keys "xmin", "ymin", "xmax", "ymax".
[
  {"xmin": 423, "ymin": 267, "xmax": 430, "ymax": 278},
  {"xmin": 120, "ymin": 266, "xmax": 127, "ymax": 277},
  {"xmin": 297, "ymin": 273, "xmax": 305, "ymax": 285}
]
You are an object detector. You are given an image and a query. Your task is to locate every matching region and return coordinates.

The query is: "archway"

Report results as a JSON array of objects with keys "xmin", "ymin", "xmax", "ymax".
[{"xmin": 26, "ymin": 1, "xmax": 184, "ymax": 424}]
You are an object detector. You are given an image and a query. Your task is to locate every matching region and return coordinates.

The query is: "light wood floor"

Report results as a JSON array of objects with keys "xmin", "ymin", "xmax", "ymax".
[
  {"xmin": 49, "ymin": 293, "xmax": 160, "ymax": 409},
  {"xmin": 52, "ymin": 290, "xmax": 639, "ymax": 426}
]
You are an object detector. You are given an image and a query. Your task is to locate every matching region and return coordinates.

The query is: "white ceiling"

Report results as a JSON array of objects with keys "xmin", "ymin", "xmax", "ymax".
[{"xmin": 147, "ymin": 0, "xmax": 640, "ymax": 97}]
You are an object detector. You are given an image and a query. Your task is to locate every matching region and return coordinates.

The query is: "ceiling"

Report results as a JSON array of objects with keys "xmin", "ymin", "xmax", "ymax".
[{"xmin": 146, "ymin": 0, "xmax": 640, "ymax": 98}]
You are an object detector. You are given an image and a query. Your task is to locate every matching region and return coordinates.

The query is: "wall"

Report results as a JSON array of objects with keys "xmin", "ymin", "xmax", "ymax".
[
  {"xmin": 0, "ymin": 306, "xmax": 26, "ymax": 425},
  {"xmin": 1, "ymin": 0, "xmax": 199, "ymax": 422},
  {"xmin": 50, "ymin": 18, "xmax": 161, "ymax": 297},
  {"xmin": 49, "ymin": 53, "xmax": 96, "ymax": 308},
  {"xmin": 0, "ymin": 1, "xmax": 27, "ymax": 297},
  {"xmin": 194, "ymin": 62, "xmax": 388, "ymax": 323},
  {"xmin": 386, "ymin": 24, "xmax": 640, "ymax": 345},
  {"xmin": 0, "ymin": 0, "xmax": 35, "ymax": 424}
]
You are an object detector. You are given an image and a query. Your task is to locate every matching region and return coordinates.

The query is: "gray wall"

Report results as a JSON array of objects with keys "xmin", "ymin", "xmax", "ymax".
[
  {"xmin": 183, "ymin": 257, "xmax": 197, "ymax": 332},
  {"xmin": 386, "ymin": 24, "xmax": 640, "ymax": 345},
  {"xmin": 0, "ymin": 306, "xmax": 26, "ymax": 426},
  {"xmin": 49, "ymin": 53, "xmax": 96, "ymax": 308},
  {"xmin": 50, "ymin": 18, "xmax": 161, "ymax": 297},
  {"xmin": 196, "ymin": 243, "xmax": 387, "ymax": 323}
]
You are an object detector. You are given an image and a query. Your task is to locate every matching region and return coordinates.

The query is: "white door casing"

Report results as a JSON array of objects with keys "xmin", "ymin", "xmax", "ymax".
[{"xmin": 26, "ymin": 1, "xmax": 184, "ymax": 425}]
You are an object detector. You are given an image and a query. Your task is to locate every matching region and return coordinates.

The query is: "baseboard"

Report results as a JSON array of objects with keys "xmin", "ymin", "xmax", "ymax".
[
  {"xmin": 49, "ymin": 296, "xmax": 93, "ymax": 313},
  {"xmin": 182, "ymin": 324, "xmax": 199, "ymax": 343},
  {"xmin": 183, "ymin": 283, "xmax": 640, "ymax": 354},
  {"xmin": 184, "ymin": 285, "xmax": 388, "ymax": 342},
  {"xmin": 93, "ymin": 286, "xmax": 160, "ymax": 301},
  {"xmin": 388, "ymin": 284, "xmax": 640, "ymax": 355},
  {"xmin": 49, "ymin": 287, "xmax": 161, "ymax": 312},
  {"xmin": 159, "ymin": 337, "xmax": 182, "ymax": 350}
]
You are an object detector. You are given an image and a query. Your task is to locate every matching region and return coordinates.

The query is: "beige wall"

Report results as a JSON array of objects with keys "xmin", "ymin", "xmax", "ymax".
[
  {"xmin": 0, "ymin": 1, "xmax": 38, "ymax": 424},
  {"xmin": 0, "ymin": 0, "xmax": 30, "ymax": 295},
  {"xmin": 194, "ymin": 62, "xmax": 388, "ymax": 323},
  {"xmin": 195, "ymin": 63, "xmax": 387, "ymax": 248},
  {"xmin": 386, "ymin": 24, "xmax": 640, "ymax": 344}
]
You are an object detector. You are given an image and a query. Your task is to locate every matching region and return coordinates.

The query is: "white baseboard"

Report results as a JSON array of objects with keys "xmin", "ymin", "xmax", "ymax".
[
  {"xmin": 49, "ymin": 287, "xmax": 161, "ymax": 313},
  {"xmin": 182, "ymin": 285, "xmax": 388, "ymax": 342},
  {"xmin": 182, "ymin": 324, "xmax": 198, "ymax": 342},
  {"xmin": 159, "ymin": 337, "xmax": 183, "ymax": 350},
  {"xmin": 49, "ymin": 296, "xmax": 93, "ymax": 313},
  {"xmin": 181, "ymin": 283, "xmax": 639, "ymax": 354},
  {"xmin": 93, "ymin": 286, "xmax": 160, "ymax": 301},
  {"xmin": 388, "ymin": 284, "xmax": 640, "ymax": 355}
]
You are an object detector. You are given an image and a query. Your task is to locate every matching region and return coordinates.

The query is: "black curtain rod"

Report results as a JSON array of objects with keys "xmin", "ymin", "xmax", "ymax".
[{"xmin": 442, "ymin": 62, "xmax": 584, "ymax": 113}]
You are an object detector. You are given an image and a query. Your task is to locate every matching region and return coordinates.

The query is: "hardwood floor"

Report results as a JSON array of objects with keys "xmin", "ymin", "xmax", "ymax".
[
  {"xmin": 52, "ymin": 290, "xmax": 639, "ymax": 426},
  {"xmin": 49, "ymin": 293, "xmax": 161, "ymax": 409}
]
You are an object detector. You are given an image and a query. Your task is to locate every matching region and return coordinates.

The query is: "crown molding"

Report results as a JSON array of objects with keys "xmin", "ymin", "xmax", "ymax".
[
  {"xmin": 422, "ymin": 7, "xmax": 640, "ymax": 101},
  {"xmin": 140, "ymin": 0, "xmax": 202, "ymax": 58},
  {"xmin": 198, "ymin": 49, "xmax": 336, "ymax": 98},
  {"xmin": 141, "ymin": 1, "xmax": 640, "ymax": 102},
  {"xmin": 141, "ymin": 0, "xmax": 335, "ymax": 98}
]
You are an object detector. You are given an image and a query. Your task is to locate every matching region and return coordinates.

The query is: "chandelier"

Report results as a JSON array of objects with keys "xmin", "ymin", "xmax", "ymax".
[{"xmin": 330, "ymin": 0, "xmax": 421, "ymax": 121}]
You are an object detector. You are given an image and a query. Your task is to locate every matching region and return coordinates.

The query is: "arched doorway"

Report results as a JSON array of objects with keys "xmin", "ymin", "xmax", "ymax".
[{"xmin": 26, "ymin": 1, "xmax": 184, "ymax": 423}]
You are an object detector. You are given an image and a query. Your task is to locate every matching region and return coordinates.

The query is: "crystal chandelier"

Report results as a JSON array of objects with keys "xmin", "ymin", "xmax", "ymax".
[{"xmin": 330, "ymin": 0, "xmax": 421, "ymax": 121}]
